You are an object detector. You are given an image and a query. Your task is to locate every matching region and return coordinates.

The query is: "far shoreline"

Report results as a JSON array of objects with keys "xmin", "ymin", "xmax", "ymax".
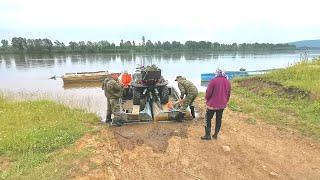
[{"xmin": 0, "ymin": 49, "xmax": 306, "ymax": 56}]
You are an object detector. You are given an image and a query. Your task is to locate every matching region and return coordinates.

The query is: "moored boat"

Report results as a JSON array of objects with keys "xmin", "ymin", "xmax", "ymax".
[
  {"xmin": 201, "ymin": 69, "xmax": 278, "ymax": 81},
  {"xmin": 201, "ymin": 71, "xmax": 249, "ymax": 81},
  {"xmin": 62, "ymin": 71, "xmax": 120, "ymax": 83}
]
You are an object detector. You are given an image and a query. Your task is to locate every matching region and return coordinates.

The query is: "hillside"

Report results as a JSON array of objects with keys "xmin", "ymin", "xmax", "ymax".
[
  {"xmin": 289, "ymin": 39, "xmax": 320, "ymax": 49},
  {"xmin": 232, "ymin": 59, "xmax": 320, "ymax": 138}
]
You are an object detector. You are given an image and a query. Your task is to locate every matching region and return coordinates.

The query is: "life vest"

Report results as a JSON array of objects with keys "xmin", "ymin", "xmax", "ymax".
[
  {"xmin": 120, "ymin": 73, "xmax": 132, "ymax": 87},
  {"xmin": 166, "ymin": 101, "xmax": 174, "ymax": 110}
]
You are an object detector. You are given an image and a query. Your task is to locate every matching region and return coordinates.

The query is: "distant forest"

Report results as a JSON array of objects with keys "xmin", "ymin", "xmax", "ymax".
[{"xmin": 0, "ymin": 36, "xmax": 296, "ymax": 54}]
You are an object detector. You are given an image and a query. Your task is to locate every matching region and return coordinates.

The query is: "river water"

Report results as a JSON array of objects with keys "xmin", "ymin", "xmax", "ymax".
[{"xmin": 1, "ymin": 51, "xmax": 319, "ymax": 119}]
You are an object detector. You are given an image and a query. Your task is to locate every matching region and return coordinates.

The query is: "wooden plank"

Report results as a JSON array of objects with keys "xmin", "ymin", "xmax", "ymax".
[
  {"xmin": 132, "ymin": 105, "xmax": 140, "ymax": 115},
  {"xmin": 162, "ymin": 104, "xmax": 169, "ymax": 111}
]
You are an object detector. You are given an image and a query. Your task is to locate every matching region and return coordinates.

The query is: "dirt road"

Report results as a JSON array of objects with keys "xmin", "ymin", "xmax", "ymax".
[{"xmin": 70, "ymin": 98, "xmax": 320, "ymax": 180}]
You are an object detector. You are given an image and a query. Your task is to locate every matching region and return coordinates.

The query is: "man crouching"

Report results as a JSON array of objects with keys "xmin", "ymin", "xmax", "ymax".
[{"xmin": 175, "ymin": 76, "xmax": 198, "ymax": 121}]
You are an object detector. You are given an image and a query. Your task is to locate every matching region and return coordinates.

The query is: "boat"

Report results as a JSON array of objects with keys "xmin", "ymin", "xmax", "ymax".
[
  {"xmin": 63, "ymin": 81, "xmax": 103, "ymax": 89},
  {"xmin": 120, "ymin": 65, "xmax": 192, "ymax": 123},
  {"xmin": 62, "ymin": 71, "xmax": 120, "ymax": 84},
  {"xmin": 60, "ymin": 66, "xmax": 193, "ymax": 124},
  {"xmin": 201, "ymin": 69, "xmax": 278, "ymax": 81},
  {"xmin": 201, "ymin": 71, "xmax": 249, "ymax": 81},
  {"xmin": 120, "ymin": 86, "xmax": 193, "ymax": 123}
]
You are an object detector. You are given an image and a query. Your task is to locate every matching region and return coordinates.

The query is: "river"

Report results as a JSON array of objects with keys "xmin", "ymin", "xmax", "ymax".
[{"xmin": 1, "ymin": 51, "xmax": 319, "ymax": 119}]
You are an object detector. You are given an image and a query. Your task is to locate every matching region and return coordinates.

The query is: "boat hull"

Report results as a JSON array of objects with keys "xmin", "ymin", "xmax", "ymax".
[
  {"xmin": 201, "ymin": 71, "xmax": 248, "ymax": 81},
  {"xmin": 62, "ymin": 71, "xmax": 120, "ymax": 84}
]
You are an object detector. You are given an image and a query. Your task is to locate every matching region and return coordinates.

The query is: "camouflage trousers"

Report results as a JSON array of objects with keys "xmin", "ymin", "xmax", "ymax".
[
  {"xmin": 181, "ymin": 93, "xmax": 197, "ymax": 113},
  {"xmin": 107, "ymin": 98, "xmax": 127, "ymax": 122}
]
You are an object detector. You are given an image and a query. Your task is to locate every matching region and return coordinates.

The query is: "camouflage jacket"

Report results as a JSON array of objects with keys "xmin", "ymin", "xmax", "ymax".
[
  {"xmin": 102, "ymin": 77, "xmax": 123, "ymax": 99},
  {"xmin": 178, "ymin": 79, "xmax": 198, "ymax": 97}
]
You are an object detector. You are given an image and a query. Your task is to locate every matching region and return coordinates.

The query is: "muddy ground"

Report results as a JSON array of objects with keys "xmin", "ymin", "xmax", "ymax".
[{"xmin": 70, "ymin": 97, "xmax": 320, "ymax": 180}]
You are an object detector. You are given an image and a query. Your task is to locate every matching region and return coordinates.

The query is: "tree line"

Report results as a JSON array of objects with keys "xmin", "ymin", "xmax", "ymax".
[{"xmin": 0, "ymin": 36, "xmax": 296, "ymax": 54}]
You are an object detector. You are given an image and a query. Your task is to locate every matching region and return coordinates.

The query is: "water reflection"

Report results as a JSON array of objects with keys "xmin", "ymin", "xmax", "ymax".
[
  {"xmin": 1, "ymin": 51, "xmax": 319, "ymax": 88},
  {"xmin": 201, "ymin": 81, "xmax": 209, "ymax": 87},
  {"xmin": 0, "ymin": 88, "xmax": 107, "ymax": 119},
  {"xmin": 1, "ymin": 51, "xmax": 312, "ymax": 71}
]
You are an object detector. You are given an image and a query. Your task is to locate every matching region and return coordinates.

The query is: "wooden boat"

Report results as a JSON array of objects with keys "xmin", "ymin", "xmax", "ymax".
[
  {"xmin": 62, "ymin": 71, "xmax": 120, "ymax": 84},
  {"xmin": 63, "ymin": 81, "xmax": 102, "ymax": 89}
]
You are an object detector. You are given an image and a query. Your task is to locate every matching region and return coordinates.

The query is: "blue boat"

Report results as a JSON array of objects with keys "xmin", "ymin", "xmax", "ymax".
[
  {"xmin": 201, "ymin": 71, "xmax": 249, "ymax": 81},
  {"xmin": 201, "ymin": 69, "xmax": 279, "ymax": 82}
]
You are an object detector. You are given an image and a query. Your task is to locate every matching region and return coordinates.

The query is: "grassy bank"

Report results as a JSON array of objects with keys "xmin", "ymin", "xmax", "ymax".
[
  {"xmin": 0, "ymin": 97, "xmax": 99, "ymax": 179},
  {"xmin": 229, "ymin": 59, "xmax": 320, "ymax": 138},
  {"xmin": 263, "ymin": 60, "xmax": 320, "ymax": 97}
]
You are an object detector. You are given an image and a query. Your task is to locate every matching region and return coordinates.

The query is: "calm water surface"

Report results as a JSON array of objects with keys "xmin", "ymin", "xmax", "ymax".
[{"xmin": 1, "ymin": 51, "xmax": 319, "ymax": 118}]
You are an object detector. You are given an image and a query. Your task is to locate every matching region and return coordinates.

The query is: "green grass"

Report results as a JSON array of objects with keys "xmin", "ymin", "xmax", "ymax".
[
  {"xmin": 0, "ymin": 97, "xmax": 99, "ymax": 179},
  {"xmin": 264, "ymin": 59, "xmax": 320, "ymax": 97},
  {"xmin": 229, "ymin": 59, "xmax": 320, "ymax": 138}
]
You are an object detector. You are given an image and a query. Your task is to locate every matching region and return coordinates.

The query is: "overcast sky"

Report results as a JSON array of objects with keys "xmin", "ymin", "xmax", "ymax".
[{"xmin": 0, "ymin": 0, "xmax": 319, "ymax": 43}]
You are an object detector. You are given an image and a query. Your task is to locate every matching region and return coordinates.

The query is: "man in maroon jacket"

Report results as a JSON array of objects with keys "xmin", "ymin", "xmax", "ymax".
[{"xmin": 201, "ymin": 69, "xmax": 231, "ymax": 140}]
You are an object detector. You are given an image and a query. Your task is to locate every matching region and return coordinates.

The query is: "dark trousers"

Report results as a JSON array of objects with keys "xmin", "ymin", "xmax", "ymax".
[{"xmin": 205, "ymin": 109, "xmax": 224, "ymax": 135}]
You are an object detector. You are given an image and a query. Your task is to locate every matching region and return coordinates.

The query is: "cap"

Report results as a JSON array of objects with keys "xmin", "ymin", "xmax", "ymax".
[{"xmin": 175, "ymin": 76, "xmax": 182, "ymax": 81}]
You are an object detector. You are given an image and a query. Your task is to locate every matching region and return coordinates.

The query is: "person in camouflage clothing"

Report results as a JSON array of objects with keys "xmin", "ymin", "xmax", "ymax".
[
  {"xmin": 102, "ymin": 74, "xmax": 126, "ymax": 126},
  {"xmin": 175, "ymin": 76, "xmax": 198, "ymax": 120}
]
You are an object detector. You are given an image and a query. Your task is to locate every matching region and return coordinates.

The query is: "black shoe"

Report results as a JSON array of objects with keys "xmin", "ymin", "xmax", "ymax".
[
  {"xmin": 177, "ymin": 112, "xmax": 185, "ymax": 122},
  {"xmin": 201, "ymin": 135, "xmax": 212, "ymax": 140},
  {"xmin": 212, "ymin": 134, "xmax": 218, "ymax": 140},
  {"xmin": 190, "ymin": 106, "xmax": 195, "ymax": 118},
  {"xmin": 201, "ymin": 126, "xmax": 212, "ymax": 140},
  {"xmin": 105, "ymin": 118, "xmax": 112, "ymax": 123},
  {"xmin": 113, "ymin": 121, "xmax": 123, "ymax": 127},
  {"xmin": 106, "ymin": 114, "xmax": 112, "ymax": 122}
]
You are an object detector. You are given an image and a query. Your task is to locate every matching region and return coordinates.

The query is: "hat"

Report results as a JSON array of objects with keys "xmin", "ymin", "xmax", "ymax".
[
  {"xmin": 175, "ymin": 76, "xmax": 183, "ymax": 81},
  {"xmin": 215, "ymin": 69, "xmax": 228, "ymax": 79},
  {"xmin": 215, "ymin": 69, "xmax": 223, "ymax": 74}
]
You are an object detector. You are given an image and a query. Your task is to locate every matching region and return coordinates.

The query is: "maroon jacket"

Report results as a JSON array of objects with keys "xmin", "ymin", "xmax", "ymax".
[{"xmin": 205, "ymin": 76, "xmax": 231, "ymax": 109}]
